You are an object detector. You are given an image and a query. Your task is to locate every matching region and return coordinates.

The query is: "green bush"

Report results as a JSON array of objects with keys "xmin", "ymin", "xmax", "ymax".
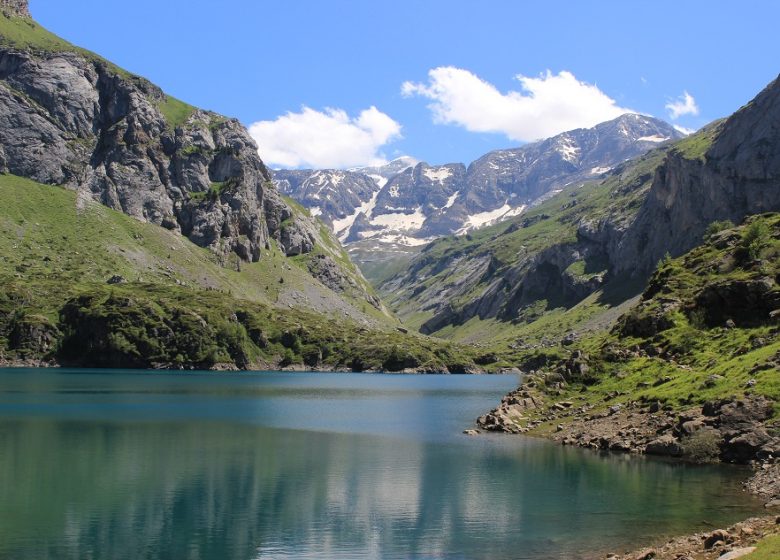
[
  {"xmin": 681, "ymin": 428, "xmax": 721, "ymax": 463},
  {"xmin": 703, "ymin": 220, "xmax": 734, "ymax": 239},
  {"xmin": 741, "ymin": 220, "xmax": 770, "ymax": 261}
]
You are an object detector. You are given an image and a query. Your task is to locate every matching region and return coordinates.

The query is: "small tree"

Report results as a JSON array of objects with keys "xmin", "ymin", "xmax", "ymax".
[{"xmin": 741, "ymin": 220, "xmax": 770, "ymax": 261}]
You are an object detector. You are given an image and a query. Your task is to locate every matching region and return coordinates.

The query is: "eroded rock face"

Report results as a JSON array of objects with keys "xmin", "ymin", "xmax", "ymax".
[
  {"xmin": 0, "ymin": 46, "xmax": 315, "ymax": 263},
  {"xmin": 614, "ymin": 75, "xmax": 780, "ymax": 277},
  {"xmin": 0, "ymin": 0, "xmax": 29, "ymax": 17}
]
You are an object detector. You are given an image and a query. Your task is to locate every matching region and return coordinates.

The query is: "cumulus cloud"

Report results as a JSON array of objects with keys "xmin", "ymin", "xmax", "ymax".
[
  {"xmin": 401, "ymin": 67, "xmax": 633, "ymax": 142},
  {"xmin": 665, "ymin": 91, "xmax": 699, "ymax": 120},
  {"xmin": 248, "ymin": 106, "xmax": 402, "ymax": 169}
]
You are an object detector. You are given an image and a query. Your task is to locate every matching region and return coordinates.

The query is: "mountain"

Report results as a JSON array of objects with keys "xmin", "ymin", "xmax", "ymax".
[
  {"xmin": 379, "ymin": 75, "xmax": 780, "ymax": 341},
  {"xmin": 0, "ymin": 1, "xmax": 484, "ymax": 372},
  {"xmin": 478, "ymin": 212, "xmax": 780, "ymax": 464},
  {"xmin": 276, "ymin": 115, "xmax": 682, "ymax": 280}
]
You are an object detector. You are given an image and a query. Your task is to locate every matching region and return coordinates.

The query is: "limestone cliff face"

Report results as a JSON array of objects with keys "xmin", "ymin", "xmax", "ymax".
[
  {"xmin": 0, "ymin": 38, "xmax": 316, "ymax": 263},
  {"xmin": 614, "ymin": 75, "xmax": 780, "ymax": 276}
]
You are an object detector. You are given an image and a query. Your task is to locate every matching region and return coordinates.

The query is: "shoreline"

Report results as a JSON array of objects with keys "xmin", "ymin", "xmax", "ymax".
[
  {"xmin": 0, "ymin": 358, "xmax": 494, "ymax": 374},
  {"xmin": 605, "ymin": 514, "xmax": 779, "ymax": 560},
  {"xmin": 476, "ymin": 381, "xmax": 780, "ymax": 559}
]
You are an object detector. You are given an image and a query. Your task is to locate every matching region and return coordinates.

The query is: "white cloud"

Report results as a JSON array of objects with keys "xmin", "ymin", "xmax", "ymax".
[
  {"xmin": 673, "ymin": 124, "xmax": 696, "ymax": 135},
  {"xmin": 665, "ymin": 91, "xmax": 699, "ymax": 120},
  {"xmin": 401, "ymin": 67, "xmax": 633, "ymax": 142},
  {"xmin": 248, "ymin": 106, "xmax": 402, "ymax": 169}
]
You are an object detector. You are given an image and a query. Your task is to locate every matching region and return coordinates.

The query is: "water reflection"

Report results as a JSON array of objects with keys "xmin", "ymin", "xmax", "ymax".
[{"xmin": 0, "ymin": 371, "xmax": 763, "ymax": 560}]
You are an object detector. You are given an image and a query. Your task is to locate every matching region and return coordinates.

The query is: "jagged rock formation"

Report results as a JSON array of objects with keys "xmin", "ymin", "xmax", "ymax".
[
  {"xmin": 277, "ymin": 116, "xmax": 681, "ymax": 269},
  {"xmin": 0, "ymin": 0, "xmax": 28, "ymax": 17},
  {"xmin": 0, "ymin": 8, "xmax": 318, "ymax": 263}
]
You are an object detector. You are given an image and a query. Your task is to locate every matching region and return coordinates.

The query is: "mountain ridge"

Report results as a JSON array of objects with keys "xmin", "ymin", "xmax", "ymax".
[
  {"xmin": 275, "ymin": 114, "xmax": 683, "ymax": 278},
  {"xmin": 378, "ymin": 74, "xmax": 780, "ymax": 340}
]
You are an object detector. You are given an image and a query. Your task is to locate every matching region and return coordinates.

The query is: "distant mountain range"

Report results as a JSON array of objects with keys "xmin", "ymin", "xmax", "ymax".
[{"xmin": 274, "ymin": 114, "xmax": 683, "ymax": 274}]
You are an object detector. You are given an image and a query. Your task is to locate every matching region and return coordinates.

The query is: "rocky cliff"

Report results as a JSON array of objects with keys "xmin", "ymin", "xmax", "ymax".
[
  {"xmin": 614, "ymin": 75, "xmax": 780, "ymax": 276},
  {"xmin": 0, "ymin": 5, "xmax": 320, "ymax": 264},
  {"xmin": 0, "ymin": 3, "xmax": 388, "ymax": 319},
  {"xmin": 0, "ymin": 0, "xmax": 27, "ymax": 17}
]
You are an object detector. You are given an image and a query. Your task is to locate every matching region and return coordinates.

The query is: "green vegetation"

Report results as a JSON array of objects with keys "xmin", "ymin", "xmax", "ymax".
[
  {"xmin": 671, "ymin": 119, "xmax": 725, "ymax": 161},
  {"xmin": 516, "ymin": 214, "xmax": 780, "ymax": 423},
  {"xmin": 746, "ymin": 533, "xmax": 780, "ymax": 559},
  {"xmin": 188, "ymin": 180, "xmax": 236, "ymax": 202},
  {"xmin": 704, "ymin": 219, "xmax": 735, "ymax": 239},
  {"xmin": 157, "ymin": 95, "xmax": 196, "ymax": 129},
  {"xmin": 0, "ymin": 174, "xmax": 478, "ymax": 371}
]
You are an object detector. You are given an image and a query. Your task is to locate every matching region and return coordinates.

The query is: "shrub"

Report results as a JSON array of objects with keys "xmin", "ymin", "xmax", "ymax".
[
  {"xmin": 681, "ymin": 428, "xmax": 721, "ymax": 463},
  {"xmin": 704, "ymin": 220, "xmax": 734, "ymax": 239},
  {"xmin": 741, "ymin": 220, "xmax": 770, "ymax": 261}
]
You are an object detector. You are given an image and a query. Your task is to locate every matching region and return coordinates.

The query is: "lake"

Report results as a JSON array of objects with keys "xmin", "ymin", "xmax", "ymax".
[{"xmin": 0, "ymin": 369, "xmax": 762, "ymax": 559}]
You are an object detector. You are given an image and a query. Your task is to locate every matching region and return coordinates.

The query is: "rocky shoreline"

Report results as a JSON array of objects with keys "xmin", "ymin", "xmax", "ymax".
[
  {"xmin": 608, "ymin": 515, "xmax": 779, "ymax": 560},
  {"xmin": 474, "ymin": 380, "xmax": 780, "ymax": 559}
]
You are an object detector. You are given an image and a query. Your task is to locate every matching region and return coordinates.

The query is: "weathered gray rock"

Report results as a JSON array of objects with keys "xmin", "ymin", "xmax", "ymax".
[
  {"xmin": 0, "ymin": 45, "xmax": 317, "ymax": 264},
  {"xmin": 645, "ymin": 434, "xmax": 684, "ymax": 457},
  {"xmin": 0, "ymin": 0, "xmax": 29, "ymax": 17},
  {"xmin": 615, "ymin": 75, "xmax": 780, "ymax": 277}
]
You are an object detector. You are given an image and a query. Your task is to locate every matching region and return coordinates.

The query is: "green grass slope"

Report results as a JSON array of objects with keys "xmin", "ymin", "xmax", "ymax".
[
  {"xmin": 0, "ymin": 175, "xmax": 477, "ymax": 371},
  {"xmin": 519, "ymin": 213, "xmax": 780, "ymax": 418}
]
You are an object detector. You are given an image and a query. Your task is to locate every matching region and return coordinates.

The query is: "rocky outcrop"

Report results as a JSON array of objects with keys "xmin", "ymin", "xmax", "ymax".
[
  {"xmin": 478, "ymin": 388, "xmax": 544, "ymax": 433},
  {"xmin": 614, "ymin": 74, "xmax": 780, "ymax": 277},
  {"xmin": 0, "ymin": 43, "xmax": 315, "ymax": 264},
  {"xmin": 480, "ymin": 387, "xmax": 779, "ymax": 465},
  {"xmin": 0, "ymin": 0, "xmax": 29, "ymax": 17}
]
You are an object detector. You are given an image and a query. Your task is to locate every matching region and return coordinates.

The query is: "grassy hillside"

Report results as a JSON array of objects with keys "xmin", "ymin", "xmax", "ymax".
[
  {"xmin": 516, "ymin": 213, "xmax": 780, "ymax": 422},
  {"xmin": 0, "ymin": 175, "xmax": 476, "ymax": 371}
]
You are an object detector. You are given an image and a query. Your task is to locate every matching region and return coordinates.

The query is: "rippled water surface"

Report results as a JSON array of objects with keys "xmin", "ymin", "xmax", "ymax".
[{"xmin": 0, "ymin": 369, "xmax": 763, "ymax": 559}]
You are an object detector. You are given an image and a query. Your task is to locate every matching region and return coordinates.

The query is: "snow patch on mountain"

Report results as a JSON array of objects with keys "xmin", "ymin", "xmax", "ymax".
[
  {"xmin": 369, "ymin": 206, "xmax": 426, "ymax": 232},
  {"xmin": 444, "ymin": 191, "xmax": 459, "ymax": 209},
  {"xmin": 637, "ymin": 134, "xmax": 670, "ymax": 143},
  {"xmin": 423, "ymin": 167, "xmax": 453, "ymax": 183},
  {"xmin": 457, "ymin": 204, "xmax": 527, "ymax": 234}
]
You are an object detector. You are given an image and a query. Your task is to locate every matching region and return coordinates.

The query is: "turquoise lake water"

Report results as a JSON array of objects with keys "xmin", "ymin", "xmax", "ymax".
[{"xmin": 0, "ymin": 368, "xmax": 763, "ymax": 559}]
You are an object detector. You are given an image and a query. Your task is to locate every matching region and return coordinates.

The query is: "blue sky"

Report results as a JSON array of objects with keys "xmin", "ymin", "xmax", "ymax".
[{"xmin": 31, "ymin": 0, "xmax": 780, "ymax": 169}]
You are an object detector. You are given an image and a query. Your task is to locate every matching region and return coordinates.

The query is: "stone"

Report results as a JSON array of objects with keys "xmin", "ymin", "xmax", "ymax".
[
  {"xmin": 0, "ymin": 0, "xmax": 29, "ymax": 17},
  {"xmin": 632, "ymin": 548, "xmax": 656, "ymax": 560},
  {"xmin": 703, "ymin": 529, "xmax": 731, "ymax": 549},
  {"xmin": 717, "ymin": 548, "xmax": 757, "ymax": 560},
  {"xmin": 462, "ymin": 429, "xmax": 479, "ymax": 436},
  {"xmin": 0, "ymin": 45, "xmax": 324, "ymax": 266},
  {"xmin": 645, "ymin": 434, "xmax": 684, "ymax": 457}
]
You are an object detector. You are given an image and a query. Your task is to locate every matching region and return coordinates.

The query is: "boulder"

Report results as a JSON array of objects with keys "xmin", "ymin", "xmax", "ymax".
[
  {"xmin": 645, "ymin": 434, "xmax": 683, "ymax": 457},
  {"xmin": 703, "ymin": 529, "xmax": 731, "ymax": 549}
]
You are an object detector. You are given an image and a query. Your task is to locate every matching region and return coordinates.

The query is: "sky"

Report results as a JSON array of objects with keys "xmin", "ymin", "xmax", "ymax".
[{"xmin": 31, "ymin": 0, "xmax": 780, "ymax": 169}]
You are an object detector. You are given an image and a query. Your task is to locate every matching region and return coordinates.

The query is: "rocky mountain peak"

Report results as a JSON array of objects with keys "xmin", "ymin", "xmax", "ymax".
[{"xmin": 0, "ymin": 0, "xmax": 30, "ymax": 17}]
